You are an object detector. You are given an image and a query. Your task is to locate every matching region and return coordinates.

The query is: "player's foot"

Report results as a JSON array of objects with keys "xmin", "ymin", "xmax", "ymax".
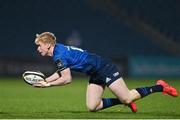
[
  {"xmin": 128, "ymin": 102, "xmax": 137, "ymax": 113},
  {"xmin": 156, "ymin": 80, "xmax": 178, "ymax": 97}
]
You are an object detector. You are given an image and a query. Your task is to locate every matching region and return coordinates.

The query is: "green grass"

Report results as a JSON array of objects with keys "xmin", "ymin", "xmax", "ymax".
[{"xmin": 0, "ymin": 77, "xmax": 180, "ymax": 119}]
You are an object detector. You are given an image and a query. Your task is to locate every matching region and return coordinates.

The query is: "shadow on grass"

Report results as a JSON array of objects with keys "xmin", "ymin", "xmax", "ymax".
[
  {"xmin": 1, "ymin": 110, "xmax": 180, "ymax": 119},
  {"xmin": 0, "ymin": 112, "xmax": 14, "ymax": 118},
  {"xmin": 56, "ymin": 110, "xmax": 180, "ymax": 119}
]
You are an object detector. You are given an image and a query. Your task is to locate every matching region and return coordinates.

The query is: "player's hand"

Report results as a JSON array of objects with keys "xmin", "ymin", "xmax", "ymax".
[{"xmin": 33, "ymin": 81, "xmax": 50, "ymax": 88}]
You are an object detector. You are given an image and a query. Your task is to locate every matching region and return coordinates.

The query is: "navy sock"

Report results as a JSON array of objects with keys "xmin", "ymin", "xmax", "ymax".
[
  {"xmin": 136, "ymin": 85, "xmax": 163, "ymax": 98},
  {"xmin": 102, "ymin": 98, "xmax": 122, "ymax": 110}
]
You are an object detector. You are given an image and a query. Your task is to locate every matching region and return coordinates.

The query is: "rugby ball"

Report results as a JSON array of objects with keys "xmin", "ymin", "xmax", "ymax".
[{"xmin": 22, "ymin": 71, "xmax": 45, "ymax": 85}]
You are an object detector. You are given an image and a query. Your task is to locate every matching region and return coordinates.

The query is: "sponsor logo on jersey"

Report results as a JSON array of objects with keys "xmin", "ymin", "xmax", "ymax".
[{"xmin": 113, "ymin": 72, "xmax": 119, "ymax": 77}]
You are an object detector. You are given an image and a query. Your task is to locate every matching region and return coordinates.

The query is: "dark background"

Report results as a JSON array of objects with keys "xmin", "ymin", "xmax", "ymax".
[{"xmin": 0, "ymin": 0, "xmax": 180, "ymax": 77}]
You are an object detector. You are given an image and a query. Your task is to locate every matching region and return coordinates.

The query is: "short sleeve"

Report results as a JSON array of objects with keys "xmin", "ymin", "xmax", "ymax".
[{"xmin": 55, "ymin": 59, "xmax": 67, "ymax": 72}]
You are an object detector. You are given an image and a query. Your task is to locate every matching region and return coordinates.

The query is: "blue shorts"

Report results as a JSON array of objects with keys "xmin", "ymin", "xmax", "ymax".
[{"xmin": 89, "ymin": 61, "xmax": 121, "ymax": 87}]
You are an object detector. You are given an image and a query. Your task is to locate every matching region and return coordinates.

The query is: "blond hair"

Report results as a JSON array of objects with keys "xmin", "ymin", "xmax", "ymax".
[{"xmin": 35, "ymin": 32, "xmax": 56, "ymax": 45}]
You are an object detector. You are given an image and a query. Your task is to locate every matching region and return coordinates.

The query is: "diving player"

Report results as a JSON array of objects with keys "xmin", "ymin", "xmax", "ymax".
[{"xmin": 33, "ymin": 32, "xmax": 178, "ymax": 113}]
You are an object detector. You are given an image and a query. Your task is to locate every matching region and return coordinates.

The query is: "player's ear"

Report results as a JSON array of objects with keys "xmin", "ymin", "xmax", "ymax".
[{"xmin": 46, "ymin": 43, "xmax": 52, "ymax": 50}]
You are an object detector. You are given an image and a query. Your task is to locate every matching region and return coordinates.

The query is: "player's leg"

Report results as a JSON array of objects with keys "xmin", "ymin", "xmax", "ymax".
[
  {"xmin": 109, "ymin": 77, "xmax": 163, "ymax": 103},
  {"xmin": 87, "ymin": 70, "xmax": 126, "ymax": 112},
  {"xmin": 86, "ymin": 83, "xmax": 105, "ymax": 112},
  {"xmin": 86, "ymin": 83, "xmax": 123, "ymax": 112},
  {"xmin": 129, "ymin": 79, "xmax": 178, "ymax": 98},
  {"xmin": 108, "ymin": 77, "xmax": 178, "ymax": 105},
  {"xmin": 108, "ymin": 77, "xmax": 138, "ymax": 104},
  {"xmin": 87, "ymin": 77, "xmax": 135, "ymax": 112}
]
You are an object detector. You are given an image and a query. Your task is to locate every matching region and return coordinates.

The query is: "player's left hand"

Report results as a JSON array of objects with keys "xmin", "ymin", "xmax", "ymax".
[{"xmin": 33, "ymin": 81, "xmax": 50, "ymax": 88}]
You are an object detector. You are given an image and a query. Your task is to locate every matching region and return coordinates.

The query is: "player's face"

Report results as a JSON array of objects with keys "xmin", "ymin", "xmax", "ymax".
[{"xmin": 37, "ymin": 41, "xmax": 50, "ymax": 56}]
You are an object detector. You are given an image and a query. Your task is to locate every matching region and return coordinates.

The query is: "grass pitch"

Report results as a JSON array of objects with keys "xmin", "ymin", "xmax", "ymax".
[{"xmin": 0, "ymin": 77, "xmax": 180, "ymax": 119}]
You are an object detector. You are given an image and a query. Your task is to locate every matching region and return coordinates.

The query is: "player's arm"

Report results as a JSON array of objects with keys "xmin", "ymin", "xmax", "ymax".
[
  {"xmin": 33, "ymin": 59, "xmax": 72, "ymax": 87},
  {"xmin": 47, "ymin": 68, "xmax": 72, "ymax": 86},
  {"xmin": 45, "ymin": 72, "xmax": 60, "ymax": 82},
  {"xmin": 45, "ymin": 58, "xmax": 70, "ymax": 83},
  {"xmin": 33, "ymin": 68, "xmax": 72, "ymax": 87}
]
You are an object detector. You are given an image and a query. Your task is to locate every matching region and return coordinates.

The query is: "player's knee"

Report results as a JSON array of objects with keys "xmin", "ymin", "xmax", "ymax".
[
  {"xmin": 86, "ymin": 103, "xmax": 98, "ymax": 112},
  {"xmin": 121, "ymin": 97, "xmax": 132, "ymax": 104}
]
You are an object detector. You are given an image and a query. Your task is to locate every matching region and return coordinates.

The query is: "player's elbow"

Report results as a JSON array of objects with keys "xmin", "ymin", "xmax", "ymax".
[
  {"xmin": 64, "ymin": 76, "xmax": 72, "ymax": 84},
  {"xmin": 65, "ymin": 78, "xmax": 72, "ymax": 84}
]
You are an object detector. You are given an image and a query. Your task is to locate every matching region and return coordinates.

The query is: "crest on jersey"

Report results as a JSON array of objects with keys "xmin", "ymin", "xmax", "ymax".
[
  {"xmin": 55, "ymin": 59, "xmax": 67, "ymax": 71},
  {"xmin": 55, "ymin": 59, "xmax": 63, "ymax": 67}
]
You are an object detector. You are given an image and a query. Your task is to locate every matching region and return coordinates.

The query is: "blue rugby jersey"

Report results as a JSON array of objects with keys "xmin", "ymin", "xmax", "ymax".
[{"xmin": 53, "ymin": 43, "xmax": 107, "ymax": 75}]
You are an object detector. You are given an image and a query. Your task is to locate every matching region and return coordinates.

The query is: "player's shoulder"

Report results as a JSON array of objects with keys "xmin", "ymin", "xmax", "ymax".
[
  {"xmin": 54, "ymin": 43, "xmax": 69, "ymax": 54},
  {"xmin": 53, "ymin": 44, "xmax": 67, "ymax": 61},
  {"xmin": 55, "ymin": 43, "xmax": 67, "ymax": 50}
]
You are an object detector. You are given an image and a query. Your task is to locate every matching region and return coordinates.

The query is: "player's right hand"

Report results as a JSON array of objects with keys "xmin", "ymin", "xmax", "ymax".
[{"xmin": 33, "ymin": 81, "xmax": 50, "ymax": 88}]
